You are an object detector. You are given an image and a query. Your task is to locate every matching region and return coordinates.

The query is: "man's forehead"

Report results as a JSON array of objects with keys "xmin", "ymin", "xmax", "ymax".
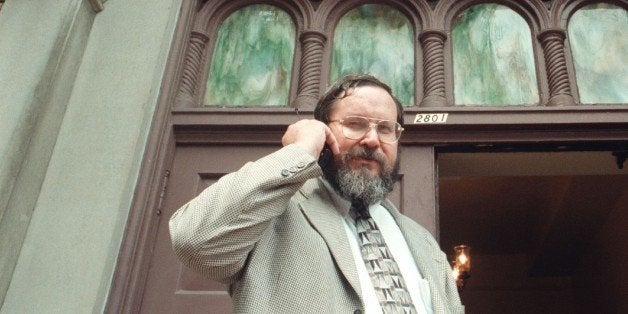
[{"xmin": 330, "ymin": 87, "xmax": 397, "ymax": 116}]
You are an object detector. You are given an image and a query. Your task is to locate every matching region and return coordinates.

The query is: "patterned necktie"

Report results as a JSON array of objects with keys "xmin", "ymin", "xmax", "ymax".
[{"xmin": 352, "ymin": 202, "xmax": 417, "ymax": 314}]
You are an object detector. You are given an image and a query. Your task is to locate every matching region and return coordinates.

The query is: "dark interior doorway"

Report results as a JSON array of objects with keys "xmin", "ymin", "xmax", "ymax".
[{"xmin": 438, "ymin": 149, "xmax": 628, "ymax": 313}]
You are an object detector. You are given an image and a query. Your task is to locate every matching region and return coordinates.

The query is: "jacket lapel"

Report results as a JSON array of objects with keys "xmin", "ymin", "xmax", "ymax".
[
  {"xmin": 383, "ymin": 201, "xmax": 449, "ymax": 314},
  {"xmin": 296, "ymin": 182, "xmax": 452, "ymax": 312},
  {"xmin": 298, "ymin": 180, "xmax": 363, "ymax": 301}
]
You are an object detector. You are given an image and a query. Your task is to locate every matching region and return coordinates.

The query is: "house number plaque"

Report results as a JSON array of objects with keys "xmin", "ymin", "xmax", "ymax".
[{"xmin": 414, "ymin": 113, "xmax": 448, "ymax": 124}]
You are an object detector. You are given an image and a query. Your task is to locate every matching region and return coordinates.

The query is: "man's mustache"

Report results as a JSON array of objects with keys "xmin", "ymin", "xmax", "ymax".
[{"xmin": 342, "ymin": 147, "xmax": 387, "ymax": 168}]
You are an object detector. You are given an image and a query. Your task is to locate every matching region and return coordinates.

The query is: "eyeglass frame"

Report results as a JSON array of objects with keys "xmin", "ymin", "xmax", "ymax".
[{"xmin": 329, "ymin": 115, "xmax": 404, "ymax": 143}]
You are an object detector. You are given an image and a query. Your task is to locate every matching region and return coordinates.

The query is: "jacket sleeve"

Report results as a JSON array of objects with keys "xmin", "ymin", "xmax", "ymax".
[{"xmin": 169, "ymin": 144, "xmax": 320, "ymax": 282}]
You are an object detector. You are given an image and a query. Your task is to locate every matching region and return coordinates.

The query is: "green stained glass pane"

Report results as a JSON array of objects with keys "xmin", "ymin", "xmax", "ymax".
[
  {"xmin": 569, "ymin": 4, "xmax": 628, "ymax": 104},
  {"xmin": 204, "ymin": 5, "xmax": 295, "ymax": 107},
  {"xmin": 331, "ymin": 4, "xmax": 414, "ymax": 105},
  {"xmin": 452, "ymin": 4, "xmax": 539, "ymax": 106}
]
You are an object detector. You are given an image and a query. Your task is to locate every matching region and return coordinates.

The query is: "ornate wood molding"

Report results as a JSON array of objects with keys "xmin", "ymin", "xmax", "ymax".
[
  {"xmin": 538, "ymin": 28, "xmax": 575, "ymax": 106},
  {"xmin": 419, "ymin": 30, "xmax": 448, "ymax": 107},
  {"xmin": 176, "ymin": 31, "xmax": 209, "ymax": 106},
  {"xmin": 293, "ymin": 30, "xmax": 327, "ymax": 109}
]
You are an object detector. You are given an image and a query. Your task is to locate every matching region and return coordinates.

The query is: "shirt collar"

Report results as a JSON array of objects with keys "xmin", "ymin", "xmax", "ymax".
[
  {"xmin": 319, "ymin": 177, "xmax": 382, "ymax": 217},
  {"xmin": 319, "ymin": 178, "xmax": 351, "ymax": 217}
]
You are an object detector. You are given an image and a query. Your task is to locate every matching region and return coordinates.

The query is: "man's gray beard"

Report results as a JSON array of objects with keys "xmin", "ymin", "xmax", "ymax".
[{"xmin": 324, "ymin": 147, "xmax": 399, "ymax": 206}]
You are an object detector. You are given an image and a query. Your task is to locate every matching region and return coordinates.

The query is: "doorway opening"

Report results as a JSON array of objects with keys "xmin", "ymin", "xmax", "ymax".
[{"xmin": 438, "ymin": 149, "xmax": 628, "ymax": 313}]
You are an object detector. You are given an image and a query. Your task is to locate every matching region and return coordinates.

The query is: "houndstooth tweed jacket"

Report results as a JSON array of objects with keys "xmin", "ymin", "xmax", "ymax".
[{"xmin": 170, "ymin": 144, "xmax": 464, "ymax": 313}]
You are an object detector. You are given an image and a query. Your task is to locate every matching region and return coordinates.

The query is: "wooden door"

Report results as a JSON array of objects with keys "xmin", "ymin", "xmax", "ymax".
[
  {"xmin": 139, "ymin": 144, "xmax": 276, "ymax": 313},
  {"xmin": 137, "ymin": 143, "xmax": 438, "ymax": 313}
]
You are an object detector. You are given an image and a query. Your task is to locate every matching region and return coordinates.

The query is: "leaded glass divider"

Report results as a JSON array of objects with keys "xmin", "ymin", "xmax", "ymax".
[
  {"xmin": 171, "ymin": 0, "xmax": 628, "ymax": 109},
  {"xmin": 204, "ymin": 4, "xmax": 296, "ymax": 107},
  {"xmin": 330, "ymin": 4, "xmax": 415, "ymax": 105},
  {"xmin": 568, "ymin": 3, "xmax": 628, "ymax": 104},
  {"xmin": 452, "ymin": 3, "xmax": 539, "ymax": 106}
]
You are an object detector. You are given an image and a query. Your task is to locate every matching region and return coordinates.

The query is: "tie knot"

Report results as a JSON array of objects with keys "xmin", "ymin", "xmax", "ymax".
[{"xmin": 351, "ymin": 200, "xmax": 369, "ymax": 219}]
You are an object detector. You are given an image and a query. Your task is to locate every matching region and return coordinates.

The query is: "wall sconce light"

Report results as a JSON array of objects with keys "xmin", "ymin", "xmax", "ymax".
[{"xmin": 452, "ymin": 245, "xmax": 471, "ymax": 289}]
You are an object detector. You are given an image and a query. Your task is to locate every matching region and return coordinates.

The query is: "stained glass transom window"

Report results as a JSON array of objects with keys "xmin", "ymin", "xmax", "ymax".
[
  {"xmin": 569, "ymin": 3, "xmax": 627, "ymax": 104},
  {"xmin": 204, "ymin": 5, "xmax": 295, "ymax": 107},
  {"xmin": 330, "ymin": 4, "xmax": 415, "ymax": 105},
  {"xmin": 452, "ymin": 3, "xmax": 539, "ymax": 106}
]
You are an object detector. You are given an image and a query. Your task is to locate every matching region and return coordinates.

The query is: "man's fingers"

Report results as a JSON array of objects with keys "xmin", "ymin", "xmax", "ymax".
[{"xmin": 282, "ymin": 119, "xmax": 333, "ymax": 158}]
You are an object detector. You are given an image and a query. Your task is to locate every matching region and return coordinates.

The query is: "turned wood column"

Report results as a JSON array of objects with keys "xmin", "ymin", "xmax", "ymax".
[
  {"xmin": 538, "ymin": 28, "xmax": 575, "ymax": 106},
  {"xmin": 176, "ymin": 31, "xmax": 209, "ymax": 106},
  {"xmin": 293, "ymin": 30, "xmax": 327, "ymax": 109},
  {"xmin": 419, "ymin": 30, "xmax": 448, "ymax": 107}
]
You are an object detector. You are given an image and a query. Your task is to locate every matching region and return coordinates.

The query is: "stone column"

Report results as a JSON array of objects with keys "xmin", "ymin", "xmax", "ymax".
[
  {"xmin": 293, "ymin": 30, "xmax": 327, "ymax": 109},
  {"xmin": 419, "ymin": 30, "xmax": 447, "ymax": 107},
  {"xmin": 538, "ymin": 28, "xmax": 575, "ymax": 106}
]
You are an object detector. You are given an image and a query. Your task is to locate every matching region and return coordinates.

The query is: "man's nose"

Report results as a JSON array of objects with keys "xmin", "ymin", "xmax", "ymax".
[{"xmin": 360, "ymin": 126, "xmax": 381, "ymax": 148}]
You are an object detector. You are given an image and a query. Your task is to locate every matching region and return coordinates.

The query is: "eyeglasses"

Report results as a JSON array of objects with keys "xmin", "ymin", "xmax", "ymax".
[{"xmin": 330, "ymin": 116, "xmax": 404, "ymax": 143}]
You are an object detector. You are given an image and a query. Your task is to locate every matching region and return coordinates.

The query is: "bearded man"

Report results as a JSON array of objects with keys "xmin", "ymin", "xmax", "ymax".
[{"xmin": 169, "ymin": 74, "xmax": 464, "ymax": 314}]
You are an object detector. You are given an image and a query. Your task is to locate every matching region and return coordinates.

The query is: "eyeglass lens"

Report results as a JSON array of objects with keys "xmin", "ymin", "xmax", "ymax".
[{"xmin": 341, "ymin": 116, "xmax": 401, "ymax": 142}]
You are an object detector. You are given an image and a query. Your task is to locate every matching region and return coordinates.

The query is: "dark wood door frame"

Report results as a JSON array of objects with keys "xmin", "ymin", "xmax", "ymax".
[
  {"xmin": 105, "ymin": 0, "xmax": 628, "ymax": 312},
  {"xmin": 105, "ymin": 106, "xmax": 628, "ymax": 313}
]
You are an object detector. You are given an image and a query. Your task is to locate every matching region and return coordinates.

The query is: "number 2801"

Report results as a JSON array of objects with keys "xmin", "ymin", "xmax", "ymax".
[{"xmin": 413, "ymin": 113, "xmax": 448, "ymax": 124}]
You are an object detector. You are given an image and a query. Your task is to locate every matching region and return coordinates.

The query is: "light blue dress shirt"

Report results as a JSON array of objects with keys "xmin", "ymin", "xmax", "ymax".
[{"xmin": 321, "ymin": 179, "xmax": 434, "ymax": 314}]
